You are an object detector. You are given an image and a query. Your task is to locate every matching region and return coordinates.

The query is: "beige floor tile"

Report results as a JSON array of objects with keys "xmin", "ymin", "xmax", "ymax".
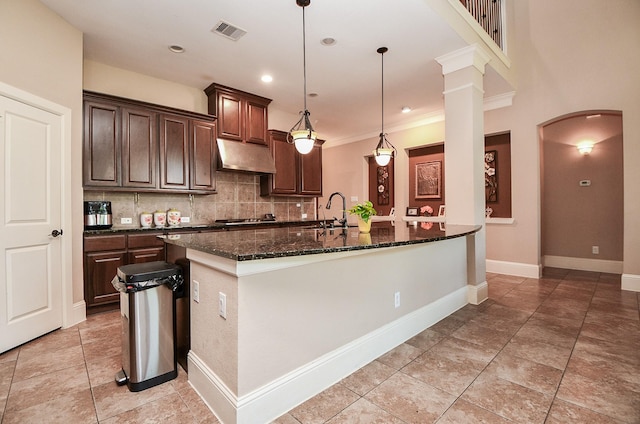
[
  {"xmin": 2, "ymin": 388, "xmax": 96, "ymax": 424},
  {"xmin": 450, "ymin": 320, "xmax": 514, "ymax": 350},
  {"xmin": 437, "ymin": 399, "xmax": 512, "ymax": 424},
  {"xmin": 565, "ymin": 352, "xmax": 640, "ymax": 392},
  {"xmin": 572, "ymin": 335, "xmax": 640, "ymax": 367},
  {"xmin": 405, "ymin": 328, "xmax": 446, "ymax": 351},
  {"xmin": 5, "ymin": 364, "xmax": 90, "ymax": 413},
  {"xmin": 289, "ymin": 383, "xmax": 359, "ymax": 424},
  {"xmin": 487, "ymin": 280, "xmax": 515, "ymax": 299},
  {"xmin": 492, "ymin": 290, "xmax": 547, "ymax": 312},
  {"xmin": 556, "ymin": 368, "xmax": 640, "ymax": 423},
  {"xmin": 429, "ymin": 315, "xmax": 466, "ymax": 335},
  {"xmin": 271, "ymin": 412, "xmax": 304, "ymax": 423},
  {"xmin": 92, "ymin": 379, "xmax": 177, "ymax": 421},
  {"xmin": 12, "ymin": 343, "xmax": 85, "ymax": 382},
  {"xmin": 82, "ymin": 335, "xmax": 122, "ymax": 363},
  {"xmin": 514, "ymin": 315, "xmax": 581, "ymax": 349},
  {"xmin": 17, "ymin": 327, "xmax": 81, "ymax": 360},
  {"xmin": 365, "ymin": 372, "xmax": 456, "ymax": 424},
  {"xmin": 326, "ymin": 397, "xmax": 405, "ymax": 423},
  {"xmin": 99, "ymin": 392, "xmax": 196, "ymax": 424},
  {"xmin": 85, "ymin": 353, "xmax": 122, "ymax": 388},
  {"xmin": 401, "ymin": 351, "xmax": 483, "ymax": 396},
  {"xmin": 178, "ymin": 385, "xmax": 219, "ymax": 423},
  {"xmin": 501, "ymin": 334, "xmax": 573, "ymax": 370},
  {"xmin": 0, "ymin": 348, "xmax": 19, "ymax": 364},
  {"xmin": 483, "ymin": 351, "xmax": 563, "ymax": 395},
  {"xmin": 377, "ymin": 343, "xmax": 423, "ymax": 370},
  {"xmin": 460, "ymin": 373, "xmax": 553, "ymax": 423},
  {"xmin": 546, "ymin": 399, "xmax": 625, "ymax": 424},
  {"xmin": 427, "ymin": 336, "xmax": 499, "ymax": 366},
  {"xmin": 340, "ymin": 360, "xmax": 396, "ymax": 396},
  {"xmin": 580, "ymin": 313, "xmax": 640, "ymax": 344}
]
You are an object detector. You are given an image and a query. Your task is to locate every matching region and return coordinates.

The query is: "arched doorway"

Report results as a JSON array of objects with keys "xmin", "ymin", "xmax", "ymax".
[{"xmin": 540, "ymin": 111, "xmax": 623, "ymax": 273}]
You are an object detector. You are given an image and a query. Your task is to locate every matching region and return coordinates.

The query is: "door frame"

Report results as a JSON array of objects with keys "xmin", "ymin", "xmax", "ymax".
[{"xmin": 0, "ymin": 81, "xmax": 75, "ymax": 329}]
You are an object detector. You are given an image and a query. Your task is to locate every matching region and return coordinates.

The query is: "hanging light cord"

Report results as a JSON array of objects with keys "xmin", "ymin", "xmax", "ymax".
[
  {"xmin": 302, "ymin": 4, "xmax": 308, "ymax": 113},
  {"xmin": 380, "ymin": 48, "xmax": 385, "ymax": 136}
]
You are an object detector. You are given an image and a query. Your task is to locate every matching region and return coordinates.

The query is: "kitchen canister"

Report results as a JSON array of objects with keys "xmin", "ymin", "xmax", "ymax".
[
  {"xmin": 167, "ymin": 208, "xmax": 181, "ymax": 227},
  {"xmin": 153, "ymin": 210, "xmax": 167, "ymax": 227},
  {"xmin": 140, "ymin": 212, "xmax": 153, "ymax": 228}
]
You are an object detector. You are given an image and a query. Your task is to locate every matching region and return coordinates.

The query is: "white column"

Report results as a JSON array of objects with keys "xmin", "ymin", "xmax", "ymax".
[{"xmin": 436, "ymin": 45, "xmax": 490, "ymax": 305}]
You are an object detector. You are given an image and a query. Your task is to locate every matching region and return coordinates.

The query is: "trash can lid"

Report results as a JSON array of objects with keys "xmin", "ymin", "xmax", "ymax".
[{"xmin": 117, "ymin": 261, "xmax": 182, "ymax": 283}]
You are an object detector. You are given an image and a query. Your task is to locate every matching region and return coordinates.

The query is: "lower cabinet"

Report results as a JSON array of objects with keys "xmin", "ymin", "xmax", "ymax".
[{"xmin": 84, "ymin": 232, "xmax": 166, "ymax": 314}]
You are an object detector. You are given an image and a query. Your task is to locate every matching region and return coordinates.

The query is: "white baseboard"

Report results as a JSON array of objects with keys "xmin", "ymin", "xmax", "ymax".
[
  {"xmin": 486, "ymin": 259, "xmax": 541, "ymax": 278},
  {"xmin": 63, "ymin": 301, "xmax": 86, "ymax": 329},
  {"xmin": 467, "ymin": 281, "xmax": 488, "ymax": 305},
  {"xmin": 622, "ymin": 274, "xmax": 640, "ymax": 292},
  {"xmin": 543, "ymin": 255, "xmax": 623, "ymax": 274},
  {"xmin": 188, "ymin": 286, "xmax": 468, "ymax": 424}
]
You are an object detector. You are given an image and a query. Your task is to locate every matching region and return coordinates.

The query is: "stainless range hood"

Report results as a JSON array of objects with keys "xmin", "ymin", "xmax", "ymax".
[{"xmin": 217, "ymin": 138, "xmax": 276, "ymax": 174}]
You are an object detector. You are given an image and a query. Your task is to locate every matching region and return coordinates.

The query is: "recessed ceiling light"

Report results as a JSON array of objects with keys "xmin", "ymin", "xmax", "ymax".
[
  {"xmin": 261, "ymin": 75, "xmax": 273, "ymax": 83},
  {"xmin": 586, "ymin": 114, "xmax": 601, "ymax": 119},
  {"xmin": 321, "ymin": 38, "xmax": 336, "ymax": 46},
  {"xmin": 308, "ymin": 93, "xmax": 318, "ymax": 97},
  {"xmin": 401, "ymin": 106, "xmax": 412, "ymax": 113},
  {"xmin": 168, "ymin": 45, "xmax": 185, "ymax": 53}
]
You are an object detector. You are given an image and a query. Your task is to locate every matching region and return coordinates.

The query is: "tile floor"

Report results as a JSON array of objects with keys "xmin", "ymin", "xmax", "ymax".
[{"xmin": 1, "ymin": 268, "xmax": 638, "ymax": 423}]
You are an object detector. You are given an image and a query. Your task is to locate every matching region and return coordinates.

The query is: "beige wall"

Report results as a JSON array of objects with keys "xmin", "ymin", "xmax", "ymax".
[
  {"xmin": 0, "ymin": 0, "xmax": 84, "ymax": 306},
  {"xmin": 324, "ymin": 0, "xmax": 640, "ymax": 278}
]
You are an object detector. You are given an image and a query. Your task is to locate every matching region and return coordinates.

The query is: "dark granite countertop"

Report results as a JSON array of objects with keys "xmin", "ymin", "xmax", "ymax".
[
  {"xmin": 83, "ymin": 220, "xmax": 327, "ymax": 236},
  {"xmin": 162, "ymin": 222, "xmax": 482, "ymax": 261}
]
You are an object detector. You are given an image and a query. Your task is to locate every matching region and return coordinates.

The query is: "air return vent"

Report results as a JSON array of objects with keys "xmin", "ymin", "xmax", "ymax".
[{"xmin": 212, "ymin": 20, "xmax": 247, "ymax": 41}]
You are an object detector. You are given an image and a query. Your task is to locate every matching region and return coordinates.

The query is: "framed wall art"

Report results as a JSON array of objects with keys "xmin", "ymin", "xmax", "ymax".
[{"xmin": 415, "ymin": 160, "xmax": 441, "ymax": 199}]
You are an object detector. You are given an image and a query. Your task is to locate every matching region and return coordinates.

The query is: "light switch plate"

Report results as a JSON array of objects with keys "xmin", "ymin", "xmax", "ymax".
[{"xmin": 120, "ymin": 217, "xmax": 132, "ymax": 224}]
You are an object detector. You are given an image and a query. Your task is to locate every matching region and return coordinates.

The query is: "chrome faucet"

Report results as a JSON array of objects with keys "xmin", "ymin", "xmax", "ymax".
[{"xmin": 326, "ymin": 192, "xmax": 347, "ymax": 228}]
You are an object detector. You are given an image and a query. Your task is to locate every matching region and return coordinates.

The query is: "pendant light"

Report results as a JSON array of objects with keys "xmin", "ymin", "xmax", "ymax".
[
  {"xmin": 288, "ymin": 0, "xmax": 316, "ymax": 155},
  {"xmin": 373, "ymin": 47, "xmax": 397, "ymax": 166}
]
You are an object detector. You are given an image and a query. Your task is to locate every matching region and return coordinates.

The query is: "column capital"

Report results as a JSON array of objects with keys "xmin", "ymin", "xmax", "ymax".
[{"xmin": 436, "ymin": 44, "xmax": 491, "ymax": 75}]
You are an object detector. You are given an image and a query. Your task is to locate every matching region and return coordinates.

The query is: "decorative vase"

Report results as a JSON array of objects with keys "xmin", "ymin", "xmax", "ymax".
[
  {"xmin": 358, "ymin": 233, "xmax": 372, "ymax": 245},
  {"xmin": 357, "ymin": 217, "xmax": 371, "ymax": 233}
]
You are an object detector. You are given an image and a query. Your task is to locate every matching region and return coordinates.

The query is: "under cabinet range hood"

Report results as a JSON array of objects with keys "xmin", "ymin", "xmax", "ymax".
[{"xmin": 217, "ymin": 139, "xmax": 276, "ymax": 174}]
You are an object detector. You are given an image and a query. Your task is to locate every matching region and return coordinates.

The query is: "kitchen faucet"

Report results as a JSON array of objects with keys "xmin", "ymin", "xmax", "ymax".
[{"xmin": 326, "ymin": 192, "xmax": 347, "ymax": 228}]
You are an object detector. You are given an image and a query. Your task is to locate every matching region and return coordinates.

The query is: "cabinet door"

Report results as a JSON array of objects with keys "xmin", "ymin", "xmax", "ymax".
[
  {"xmin": 159, "ymin": 114, "xmax": 189, "ymax": 190},
  {"xmin": 300, "ymin": 143, "xmax": 323, "ymax": 196},
  {"xmin": 83, "ymin": 100, "xmax": 120, "ymax": 187},
  {"xmin": 245, "ymin": 101, "xmax": 268, "ymax": 145},
  {"xmin": 190, "ymin": 120, "xmax": 217, "ymax": 191},
  {"xmin": 122, "ymin": 108, "xmax": 157, "ymax": 188},
  {"xmin": 128, "ymin": 247, "xmax": 165, "ymax": 264},
  {"xmin": 217, "ymin": 93, "xmax": 243, "ymax": 141},
  {"xmin": 269, "ymin": 131, "xmax": 298, "ymax": 195},
  {"xmin": 84, "ymin": 251, "xmax": 125, "ymax": 307}
]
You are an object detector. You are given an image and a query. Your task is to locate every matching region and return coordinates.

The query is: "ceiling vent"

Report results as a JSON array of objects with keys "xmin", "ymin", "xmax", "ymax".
[{"xmin": 212, "ymin": 21, "xmax": 247, "ymax": 41}]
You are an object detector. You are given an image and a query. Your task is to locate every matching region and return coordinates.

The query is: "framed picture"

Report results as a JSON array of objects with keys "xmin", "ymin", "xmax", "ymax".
[
  {"xmin": 438, "ymin": 205, "xmax": 446, "ymax": 217},
  {"xmin": 406, "ymin": 207, "xmax": 419, "ymax": 216},
  {"xmin": 416, "ymin": 161, "xmax": 441, "ymax": 199}
]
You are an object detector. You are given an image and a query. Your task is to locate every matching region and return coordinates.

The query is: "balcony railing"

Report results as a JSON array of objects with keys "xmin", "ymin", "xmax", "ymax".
[{"xmin": 459, "ymin": 0, "xmax": 503, "ymax": 49}]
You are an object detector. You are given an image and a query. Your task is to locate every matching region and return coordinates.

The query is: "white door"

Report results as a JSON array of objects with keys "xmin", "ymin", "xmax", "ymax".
[{"xmin": 0, "ymin": 94, "xmax": 63, "ymax": 353}]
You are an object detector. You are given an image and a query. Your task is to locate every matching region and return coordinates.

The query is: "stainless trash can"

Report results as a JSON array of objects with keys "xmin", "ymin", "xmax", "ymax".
[{"xmin": 111, "ymin": 261, "xmax": 183, "ymax": 392}]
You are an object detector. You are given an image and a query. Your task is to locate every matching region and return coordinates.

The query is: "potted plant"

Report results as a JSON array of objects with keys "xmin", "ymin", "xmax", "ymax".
[{"xmin": 347, "ymin": 201, "xmax": 377, "ymax": 233}]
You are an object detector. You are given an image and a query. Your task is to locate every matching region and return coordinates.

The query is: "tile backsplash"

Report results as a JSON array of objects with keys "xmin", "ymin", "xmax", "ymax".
[{"xmin": 84, "ymin": 172, "xmax": 318, "ymax": 229}]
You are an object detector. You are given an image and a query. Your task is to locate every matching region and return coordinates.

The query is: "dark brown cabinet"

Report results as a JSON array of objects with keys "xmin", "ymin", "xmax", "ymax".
[
  {"xmin": 260, "ymin": 130, "xmax": 323, "ymax": 196},
  {"xmin": 84, "ymin": 232, "xmax": 166, "ymax": 314},
  {"xmin": 204, "ymin": 83, "xmax": 271, "ymax": 146},
  {"xmin": 83, "ymin": 91, "xmax": 217, "ymax": 194}
]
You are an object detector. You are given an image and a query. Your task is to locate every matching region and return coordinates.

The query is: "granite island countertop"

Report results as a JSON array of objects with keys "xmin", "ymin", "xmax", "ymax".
[{"xmin": 162, "ymin": 222, "xmax": 482, "ymax": 261}]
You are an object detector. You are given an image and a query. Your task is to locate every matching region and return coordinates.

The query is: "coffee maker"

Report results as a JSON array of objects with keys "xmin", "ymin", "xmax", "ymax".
[{"xmin": 84, "ymin": 201, "xmax": 112, "ymax": 230}]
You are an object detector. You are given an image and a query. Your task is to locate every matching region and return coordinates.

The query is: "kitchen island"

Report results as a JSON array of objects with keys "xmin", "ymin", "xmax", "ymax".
[{"xmin": 164, "ymin": 222, "xmax": 481, "ymax": 424}]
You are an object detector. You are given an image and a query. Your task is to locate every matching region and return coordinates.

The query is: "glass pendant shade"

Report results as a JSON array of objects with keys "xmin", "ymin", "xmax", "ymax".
[
  {"xmin": 291, "ymin": 130, "xmax": 316, "ymax": 154},
  {"xmin": 374, "ymin": 148, "xmax": 393, "ymax": 166}
]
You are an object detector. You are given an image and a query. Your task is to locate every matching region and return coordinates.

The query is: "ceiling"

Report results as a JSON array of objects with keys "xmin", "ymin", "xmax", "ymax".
[{"xmin": 40, "ymin": 0, "xmax": 510, "ymax": 144}]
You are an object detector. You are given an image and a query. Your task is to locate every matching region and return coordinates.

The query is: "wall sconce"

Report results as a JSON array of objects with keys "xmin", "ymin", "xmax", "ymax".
[{"xmin": 577, "ymin": 141, "xmax": 594, "ymax": 155}]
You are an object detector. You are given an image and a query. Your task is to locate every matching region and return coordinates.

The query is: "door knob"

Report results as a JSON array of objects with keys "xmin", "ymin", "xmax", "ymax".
[{"xmin": 50, "ymin": 229, "xmax": 63, "ymax": 237}]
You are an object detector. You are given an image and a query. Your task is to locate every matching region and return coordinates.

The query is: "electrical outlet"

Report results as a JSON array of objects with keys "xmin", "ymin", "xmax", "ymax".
[
  {"xmin": 592, "ymin": 246, "xmax": 599, "ymax": 255},
  {"xmin": 219, "ymin": 292, "xmax": 227, "ymax": 319},
  {"xmin": 193, "ymin": 280, "xmax": 200, "ymax": 303},
  {"xmin": 181, "ymin": 216, "xmax": 190, "ymax": 223},
  {"xmin": 394, "ymin": 291, "xmax": 400, "ymax": 308},
  {"xmin": 302, "ymin": 213, "xmax": 308, "ymax": 219},
  {"xmin": 120, "ymin": 217, "xmax": 132, "ymax": 224}
]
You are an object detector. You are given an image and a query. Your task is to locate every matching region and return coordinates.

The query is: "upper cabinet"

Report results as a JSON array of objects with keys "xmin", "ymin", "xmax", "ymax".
[
  {"xmin": 83, "ymin": 91, "xmax": 217, "ymax": 194},
  {"xmin": 204, "ymin": 83, "xmax": 271, "ymax": 146},
  {"xmin": 260, "ymin": 130, "xmax": 323, "ymax": 197}
]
